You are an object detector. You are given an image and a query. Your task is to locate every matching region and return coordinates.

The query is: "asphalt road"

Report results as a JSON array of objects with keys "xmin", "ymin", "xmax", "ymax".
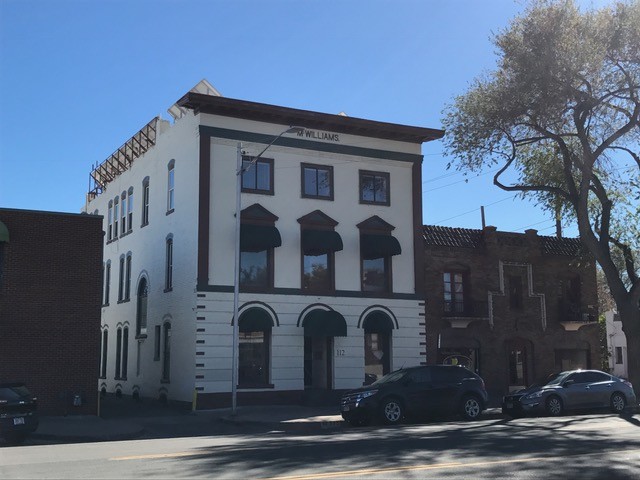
[{"xmin": 2, "ymin": 413, "xmax": 640, "ymax": 479}]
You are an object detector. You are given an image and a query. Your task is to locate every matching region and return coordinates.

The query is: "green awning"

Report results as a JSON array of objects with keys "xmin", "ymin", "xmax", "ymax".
[
  {"xmin": 240, "ymin": 224, "xmax": 281, "ymax": 252},
  {"xmin": 301, "ymin": 229, "xmax": 343, "ymax": 255},
  {"xmin": 0, "ymin": 220, "xmax": 9, "ymax": 243},
  {"xmin": 361, "ymin": 234, "xmax": 401, "ymax": 259},
  {"xmin": 303, "ymin": 310, "xmax": 347, "ymax": 337},
  {"xmin": 362, "ymin": 311, "xmax": 394, "ymax": 333},
  {"xmin": 238, "ymin": 307, "xmax": 273, "ymax": 332}
]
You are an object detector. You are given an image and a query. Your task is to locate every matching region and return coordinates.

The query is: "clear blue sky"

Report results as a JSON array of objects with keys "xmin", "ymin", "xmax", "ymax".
[{"xmin": 0, "ymin": 0, "xmax": 606, "ymax": 235}]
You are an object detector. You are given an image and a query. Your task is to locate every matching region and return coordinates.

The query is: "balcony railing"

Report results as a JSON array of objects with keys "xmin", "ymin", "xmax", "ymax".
[{"xmin": 444, "ymin": 300, "xmax": 489, "ymax": 318}]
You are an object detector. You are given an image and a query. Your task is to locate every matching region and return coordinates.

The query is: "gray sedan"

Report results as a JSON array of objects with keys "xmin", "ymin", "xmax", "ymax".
[{"xmin": 502, "ymin": 370, "xmax": 637, "ymax": 417}]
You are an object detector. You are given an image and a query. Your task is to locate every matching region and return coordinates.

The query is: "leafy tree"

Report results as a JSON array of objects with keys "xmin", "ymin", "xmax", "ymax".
[{"xmin": 442, "ymin": 0, "xmax": 640, "ymax": 387}]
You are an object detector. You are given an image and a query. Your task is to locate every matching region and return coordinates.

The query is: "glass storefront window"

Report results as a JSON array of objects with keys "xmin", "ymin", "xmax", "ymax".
[{"xmin": 239, "ymin": 331, "xmax": 269, "ymax": 385}]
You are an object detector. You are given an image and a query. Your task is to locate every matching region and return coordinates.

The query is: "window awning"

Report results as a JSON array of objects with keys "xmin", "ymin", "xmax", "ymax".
[
  {"xmin": 238, "ymin": 307, "xmax": 273, "ymax": 332},
  {"xmin": 240, "ymin": 224, "xmax": 281, "ymax": 252},
  {"xmin": 361, "ymin": 234, "xmax": 401, "ymax": 259},
  {"xmin": 0, "ymin": 220, "xmax": 9, "ymax": 243},
  {"xmin": 301, "ymin": 229, "xmax": 343, "ymax": 255},
  {"xmin": 303, "ymin": 310, "xmax": 347, "ymax": 337},
  {"xmin": 362, "ymin": 311, "xmax": 394, "ymax": 333}
]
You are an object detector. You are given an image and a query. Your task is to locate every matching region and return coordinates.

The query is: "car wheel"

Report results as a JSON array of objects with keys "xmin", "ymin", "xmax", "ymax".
[
  {"xmin": 545, "ymin": 395, "xmax": 563, "ymax": 416},
  {"xmin": 610, "ymin": 392, "xmax": 626, "ymax": 413},
  {"xmin": 380, "ymin": 397, "xmax": 404, "ymax": 425},
  {"xmin": 461, "ymin": 395, "xmax": 482, "ymax": 420}
]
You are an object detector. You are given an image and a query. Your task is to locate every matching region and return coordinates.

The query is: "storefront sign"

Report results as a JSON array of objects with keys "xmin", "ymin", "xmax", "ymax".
[{"xmin": 297, "ymin": 129, "xmax": 340, "ymax": 142}]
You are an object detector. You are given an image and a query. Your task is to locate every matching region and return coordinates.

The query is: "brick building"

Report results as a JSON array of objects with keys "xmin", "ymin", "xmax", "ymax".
[
  {"xmin": 423, "ymin": 225, "xmax": 600, "ymax": 404},
  {"xmin": 0, "ymin": 208, "xmax": 103, "ymax": 415}
]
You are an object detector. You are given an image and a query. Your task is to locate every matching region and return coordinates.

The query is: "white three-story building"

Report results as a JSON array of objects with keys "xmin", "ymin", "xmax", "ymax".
[{"xmin": 86, "ymin": 80, "xmax": 443, "ymax": 408}]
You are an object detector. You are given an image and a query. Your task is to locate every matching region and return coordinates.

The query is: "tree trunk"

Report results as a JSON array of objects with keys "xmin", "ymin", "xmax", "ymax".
[{"xmin": 619, "ymin": 301, "xmax": 640, "ymax": 399}]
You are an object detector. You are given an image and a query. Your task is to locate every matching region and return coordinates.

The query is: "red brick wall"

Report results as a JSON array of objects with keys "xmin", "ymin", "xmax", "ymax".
[
  {"xmin": 424, "ymin": 228, "xmax": 600, "ymax": 405},
  {"xmin": 0, "ymin": 209, "xmax": 103, "ymax": 415}
]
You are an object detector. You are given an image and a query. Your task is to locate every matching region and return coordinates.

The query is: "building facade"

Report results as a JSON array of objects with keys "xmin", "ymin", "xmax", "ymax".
[
  {"xmin": 0, "ymin": 208, "xmax": 102, "ymax": 415},
  {"xmin": 86, "ymin": 80, "xmax": 443, "ymax": 407},
  {"xmin": 423, "ymin": 225, "xmax": 600, "ymax": 403},
  {"xmin": 606, "ymin": 310, "xmax": 629, "ymax": 378}
]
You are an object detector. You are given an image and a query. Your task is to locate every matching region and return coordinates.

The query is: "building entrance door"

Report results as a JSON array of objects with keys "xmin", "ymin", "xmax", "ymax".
[{"xmin": 304, "ymin": 336, "xmax": 333, "ymax": 389}]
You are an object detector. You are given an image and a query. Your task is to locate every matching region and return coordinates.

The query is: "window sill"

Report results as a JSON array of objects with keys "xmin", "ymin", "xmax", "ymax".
[
  {"xmin": 164, "ymin": 287, "xmax": 173, "ymax": 293},
  {"xmin": 359, "ymin": 200, "xmax": 390, "ymax": 207},
  {"xmin": 238, "ymin": 383, "xmax": 274, "ymax": 390},
  {"xmin": 141, "ymin": 222, "xmax": 149, "ymax": 228},
  {"xmin": 106, "ymin": 238, "xmax": 117, "ymax": 244},
  {"xmin": 117, "ymin": 299, "xmax": 131, "ymax": 304},
  {"xmin": 135, "ymin": 334, "xmax": 148, "ymax": 340},
  {"xmin": 166, "ymin": 208, "xmax": 175, "ymax": 216},
  {"xmin": 120, "ymin": 231, "xmax": 132, "ymax": 239},
  {"xmin": 301, "ymin": 194, "xmax": 333, "ymax": 201}
]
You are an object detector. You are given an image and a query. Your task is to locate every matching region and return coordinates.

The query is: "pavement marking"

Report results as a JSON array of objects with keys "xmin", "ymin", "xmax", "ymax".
[
  {"xmin": 110, "ymin": 452, "xmax": 198, "ymax": 461},
  {"xmin": 260, "ymin": 451, "xmax": 640, "ymax": 480}
]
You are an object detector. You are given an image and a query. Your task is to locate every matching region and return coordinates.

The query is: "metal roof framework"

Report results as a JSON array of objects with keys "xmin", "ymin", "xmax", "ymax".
[{"xmin": 87, "ymin": 117, "xmax": 159, "ymax": 199}]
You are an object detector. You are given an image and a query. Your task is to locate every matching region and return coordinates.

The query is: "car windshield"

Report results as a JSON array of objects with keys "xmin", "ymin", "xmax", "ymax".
[
  {"xmin": 371, "ymin": 370, "xmax": 409, "ymax": 385},
  {"xmin": 543, "ymin": 372, "xmax": 571, "ymax": 386}
]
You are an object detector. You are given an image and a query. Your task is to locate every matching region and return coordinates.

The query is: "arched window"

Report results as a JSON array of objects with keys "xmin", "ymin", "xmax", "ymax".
[
  {"xmin": 121, "ymin": 326, "xmax": 129, "ymax": 380},
  {"xmin": 362, "ymin": 311, "xmax": 394, "ymax": 384},
  {"xmin": 121, "ymin": 191, "xmax": 127, "ymax": 236},
  {"xmin": 141, "ymin": 177, "xmax": 150, "ymax": 227},
  {"xmin": 167, "ymin": 160, "xmax": 175, "ymax": 213},
  {"xmin": 107, "ymin": 200, "xmax": 113, "ymax": 241},
  {"xmin": 165, "ymin": 235, "xmax": 173, "ymax": 291},
  {"xmin": 136, "ymin": 278, "xmax": 148, "ymax": 337},
  {"xmin": 127, "ymin": 187, "xmax": 134, "ymax": 232},
  {"xmin": 238, "ymin": 307, "xmax": 273, "ymax": 387},
  {"xmin": 113, "ymin": 197, "xmax": 119, "ymax": 238},
  {"xmin": 115, "ymin": 327, "xmax": 122, "ymax": 379},
  {"xmin": 100, "ymin": 328, "xmax": 108, "ymax": 379},
  {"xmin": 124, "ymin": 253, "xmax": 132, "ymax": 301},
  {"xmin": 162, "ymin": 322, "xmax": 171, "ymax": 382},
  {"xmin": 104, "ymin": 260, "xmax": 111, "ymax": 305}
]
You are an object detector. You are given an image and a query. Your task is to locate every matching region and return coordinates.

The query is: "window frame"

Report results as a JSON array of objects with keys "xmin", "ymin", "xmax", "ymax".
[
  {"xmin": 165, "ymin": 236, "xmax": 173, "ymax": 292},
  {"xmin": 161, "ymin": 323, "xmax": 171, "ymax": 383},
  {"xmin": 301, "ymin": 163, "xmax": 334, "ymax": 200},
  {"xmin": 107, "ymin": 201, "xmax": 113, "ymax": 241},
  {"xmin": 141, "ymin": 177, "xmax": 150, "ymax": 227},
  {"xmin": 241, "ymin": 156, "xmax": 274, "ymax": 195},
  {"xmin": 104, "ymin": 260, "xmax": 111, "ymax": 306},
  {"xmin": 167, "ymin": 160, "xmax": 175, "ymax": 213},
  {"xmin": 113, "ymin": 197, "xmax": 119, "ymax": 239},
  {"xmin": 120, "ymin": 191, "xmax": 127, "ymax": 236},
  {"xmin": 359, "ymin": 170, "xmax": 390, "ymax": 206},
  {"xmin": 115, "ymin": 327, "xmax": 122, "ymax": 380},
  {"xmin": 127, "ymin": 187, "xmax": 134, "ymax": 232},
  {"xmin": 509, "ymin": 275, "xmax": 524, "ymax": 310},
  {"xmin": 361, "ymin": 255, "xmax": 391, "ymax": 293},
  {"xmin": 117, "ymin": 255, "xmax": 125, "ymax": 303},
  {"xmin": 443, "ymin": 271, "xmax": 466, "ymax": 314},
  {"xmin": 100, "ymin": 329, "xmax": 108, "ymax": 379},
  {"xmin": 238, "ymin": 329, "xmax": 271, "ymax": 388},
  {"xmin": 239, "ymin": 248, "xmax": 273, "ymax": 292},
  {"xmin": 615, "ymin": 346, "xmax": 624, "ymax": 365},
  {"xmin": 136, "ymin": 277, "xmax": 148, "ymax": 338},
  {"xmin": 124, "ymin": 253, "xmax": 132, "ymax": 301}
]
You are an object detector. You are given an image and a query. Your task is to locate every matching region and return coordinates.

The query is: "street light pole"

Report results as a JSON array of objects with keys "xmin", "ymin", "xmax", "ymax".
[{"xmin": 231, "ymin": 126, "xmax": 304, "ymax": 415}]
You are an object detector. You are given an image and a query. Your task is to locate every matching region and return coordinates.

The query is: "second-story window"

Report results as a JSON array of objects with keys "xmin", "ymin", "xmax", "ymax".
[
  {"xmin": 124, "ymin": 253, "xmax": 132, "ymax": 301},
  {"xmin": 359, "ymin": 170, "xmax": 390, "ymax": 206},
  {"xmin": 358, "ymin": 216, "xmax": 401, "ymax": 294},
  {"xmin": 509, "ymin": 275, "xmax": 523, "ymax": 310},
  {"xmin": 104, "ymin": 261, "xmax": 111, "ymax": 305},
  {"xmin": 142, "ymin": 177, "xmax": 150, "ymax": 226},
  {"xmin": 444, "ymin": 272, "xmax": 465, "ymax": 314},
  {"xmin": 239, "ymin": 204, "xmax": 281, "ymax": 291},
  {"xmin": 302, "ymin": 164, "xmax": 333, "ymax": 200},
  {"xmin": 165, "ymin": 236, "xmax": 173, "ymax": 291},
  {"xmin": 298, "ymin": 210, "xmax": 343, "ymax": 293},
  {"xmin": 118, "ymin": 255, "xmax": 125, "ymax": 302},
  {"xmin": 167, "ymin": 160, "xmax": 175, "ymax": 213},
  {"xmin": 136, "ymin": 277, "xmax": 148, "ymax": 337},
  {"xmin": 241, "ymin": 157, "xmax": 273, "ymax": 194}
]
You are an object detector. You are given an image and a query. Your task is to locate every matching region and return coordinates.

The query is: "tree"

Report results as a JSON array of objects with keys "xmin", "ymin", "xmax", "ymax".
[{"xmin": 442, "ymin": 0, "xmax": 640, "ymax": 388}]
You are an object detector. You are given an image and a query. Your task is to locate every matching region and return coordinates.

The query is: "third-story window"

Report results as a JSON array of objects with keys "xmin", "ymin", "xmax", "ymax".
[
  {"xmin": 444, "ymin": 272, "xmax": 465, "ymax": 314},
  {"xmin": 167, "ymin": 160, "xmax": 175, "ymax": 212},
  {"xmin": 107, "ymin": 201, "xmax": 113, "ymax": 241},
  {"xmin": 165, "ymin": 237, "xmax": 173, "ymax": 291},
  {"xmin": 121, "ymin": 192, "xmax": 127, "ymax": 235},
  {"xmin": 142, "ymin": 177, "xmax": 150, "ymax": 226},
  {"xmin": 302, "ymin": 164, "xmax": 333, "ymax": 200},
  {"xmin": 359, "ymin": 170, "xmax": 390, "ymax": 206},
  {"xmin": 127, "ymin": 187, "xmax": 133, "ymax": 232},
  {"xmin": 241, "ymin": 157, "xmax": 273, "ymax": 194},
  {"xmin": 113, "ymin": 197, "xmax": 119, "ymax": 238}
]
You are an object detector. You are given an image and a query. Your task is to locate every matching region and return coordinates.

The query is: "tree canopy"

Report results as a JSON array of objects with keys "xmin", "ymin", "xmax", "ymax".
[{"xmin": 442, "ymin": 0, "xmax": 640, "ymax": 383}]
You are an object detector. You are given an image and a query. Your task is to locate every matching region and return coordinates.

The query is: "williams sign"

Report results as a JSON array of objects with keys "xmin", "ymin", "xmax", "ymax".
[{"xmin": 297, "ymin": 129, "xmax": 340, "ymax": 142}]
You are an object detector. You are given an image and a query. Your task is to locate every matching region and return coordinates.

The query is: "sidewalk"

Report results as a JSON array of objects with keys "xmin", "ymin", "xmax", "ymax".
[{"xmin": 30, "ymin": 403, "xmax": 506, "ymax": 443}]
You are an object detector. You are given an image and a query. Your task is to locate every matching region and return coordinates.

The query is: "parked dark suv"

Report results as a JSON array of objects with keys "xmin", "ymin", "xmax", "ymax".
[
  {"xmin": 340, "ymin": 365, "xmax": 488, "ymax": 426},
  {"xmin": 0, "ymin": 383, "xmax": 39, "ymax": 444}
]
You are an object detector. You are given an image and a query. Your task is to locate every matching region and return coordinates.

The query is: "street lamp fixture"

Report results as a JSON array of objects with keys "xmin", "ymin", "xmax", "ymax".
[{"xmin": 231, "ymin": 126, "xmax": 304, "ymax": 415}]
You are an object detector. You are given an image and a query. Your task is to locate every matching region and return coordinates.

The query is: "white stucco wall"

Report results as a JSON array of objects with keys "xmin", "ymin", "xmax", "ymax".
[
  {"xmin": 606, "ymin": 310, "xmax": 628, "ymax": 378},
  {"xmin": 87, "ymin": 113, "xmax": 200, "ymax": 403}
]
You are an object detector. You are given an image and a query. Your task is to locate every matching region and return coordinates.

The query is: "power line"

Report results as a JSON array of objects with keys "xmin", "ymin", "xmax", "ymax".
[{"xmin": 430, "ymin": 195, "xmax": 517, "ymax": 225}]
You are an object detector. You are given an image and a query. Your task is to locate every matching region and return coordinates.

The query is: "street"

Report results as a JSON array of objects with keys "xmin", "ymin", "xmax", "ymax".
[{"xmin": 2, "ymin": 412, "xmax": 639, "ymax": 479}]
